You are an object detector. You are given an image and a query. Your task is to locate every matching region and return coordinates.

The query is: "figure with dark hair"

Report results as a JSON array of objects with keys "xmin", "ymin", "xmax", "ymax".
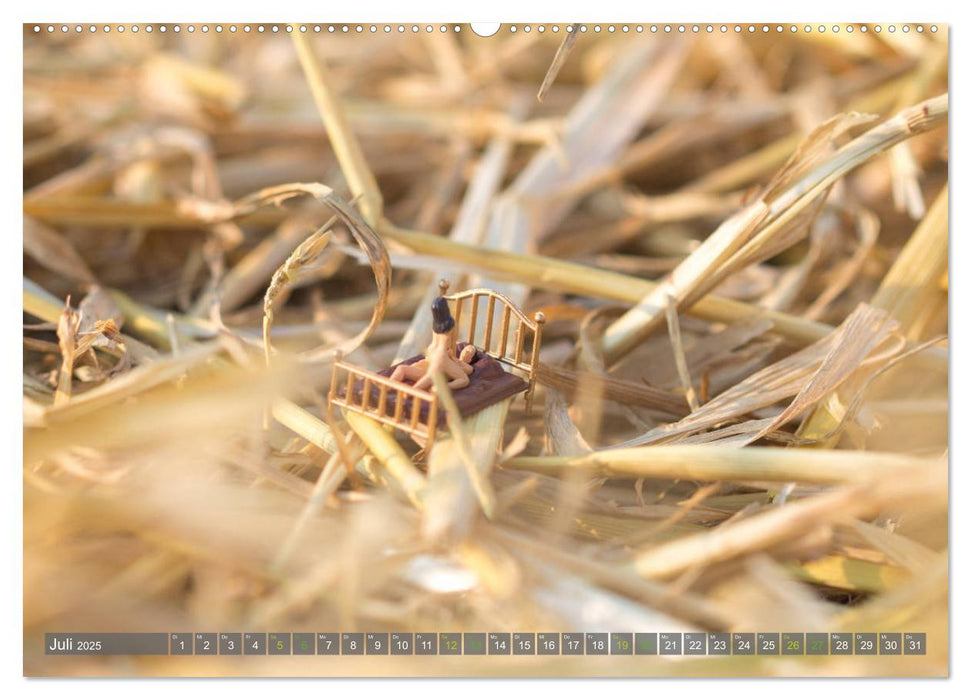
[{"xmin": 390, "ymin": 297, "xmax": 477, "ymax": 390}]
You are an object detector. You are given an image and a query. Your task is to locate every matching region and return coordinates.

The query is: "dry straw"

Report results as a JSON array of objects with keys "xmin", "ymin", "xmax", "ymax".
[{"xmin": 22, "ymin": 26, "xmax": 948, "ymax": 676}]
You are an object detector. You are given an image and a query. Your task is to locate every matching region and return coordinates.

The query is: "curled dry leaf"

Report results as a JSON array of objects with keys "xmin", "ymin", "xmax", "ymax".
[{"xmin": 228, "ymin": 183, "xmax": 391, "ymax": 364}]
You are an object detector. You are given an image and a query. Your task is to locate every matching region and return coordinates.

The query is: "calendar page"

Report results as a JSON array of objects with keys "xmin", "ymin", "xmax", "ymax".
[{"xmin": 22, "ymin": 20, "xmax": 949, "ymax": 679}]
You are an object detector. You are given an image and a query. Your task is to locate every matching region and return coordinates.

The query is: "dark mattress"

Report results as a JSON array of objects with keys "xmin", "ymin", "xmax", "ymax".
[{"xmin": 340, "ymin": 343, "xmax": 527, "ymax": 424}]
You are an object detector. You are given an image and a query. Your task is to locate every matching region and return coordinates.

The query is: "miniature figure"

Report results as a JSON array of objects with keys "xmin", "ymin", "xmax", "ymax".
[
  {"xmin": 329, "ymin": 280, "xmax": 544, "ymax": 445},
  {"xmin": 390, "ymin": 297, "xmax": 477, "ymax": 390}
]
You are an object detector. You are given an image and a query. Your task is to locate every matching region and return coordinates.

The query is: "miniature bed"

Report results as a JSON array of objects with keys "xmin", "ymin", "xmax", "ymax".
[{"xmin": 328, "ymin": 285, "xmax": 545, "ymax": 445}]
